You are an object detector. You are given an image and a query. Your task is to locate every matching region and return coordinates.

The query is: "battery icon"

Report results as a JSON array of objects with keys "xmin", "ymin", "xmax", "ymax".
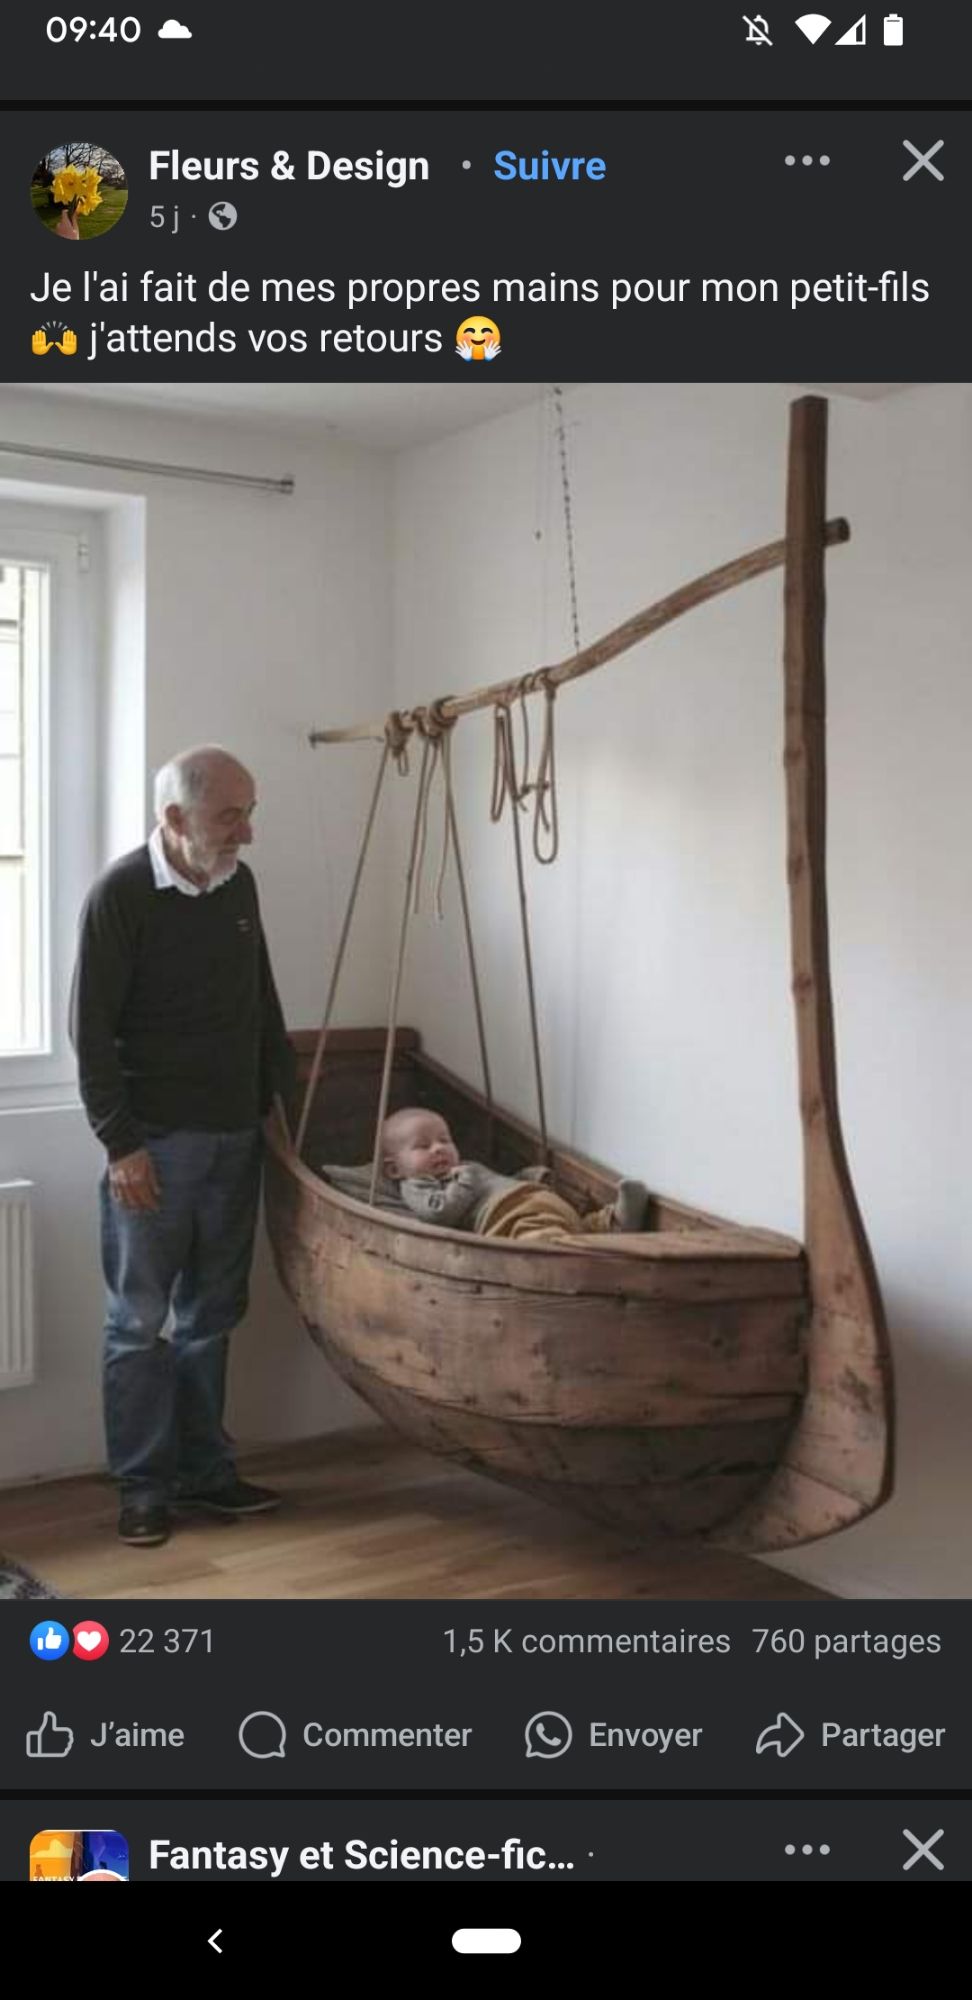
[{"xmin": 884, "ymin": 13, "xmax": 904, "ymax": 42}]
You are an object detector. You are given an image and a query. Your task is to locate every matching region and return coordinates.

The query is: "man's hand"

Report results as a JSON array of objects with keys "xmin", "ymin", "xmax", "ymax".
[{"xmin": 108, "ymin": 1147, "xmax": 161, "ymax": 1212}]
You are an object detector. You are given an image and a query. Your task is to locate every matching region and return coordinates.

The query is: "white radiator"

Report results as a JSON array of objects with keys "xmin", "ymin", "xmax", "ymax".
[{"xmin": 0, "ymin": 1181, "xmax": 35, "ymax": 1388}]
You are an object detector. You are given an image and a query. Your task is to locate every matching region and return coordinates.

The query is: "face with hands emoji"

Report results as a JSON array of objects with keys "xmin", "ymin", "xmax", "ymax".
[{"xmin": 456, "ymin": 315, "xmax": 501, "ymax": 362}]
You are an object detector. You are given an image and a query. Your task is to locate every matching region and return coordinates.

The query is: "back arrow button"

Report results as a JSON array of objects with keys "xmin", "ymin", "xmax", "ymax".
[{"xmin": 208, "ymin": 1931, "xmax": 224, "ymax": 1954}]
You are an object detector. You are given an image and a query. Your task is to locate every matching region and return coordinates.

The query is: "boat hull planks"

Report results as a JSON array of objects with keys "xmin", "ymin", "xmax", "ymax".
[{"xmin": 264, "ymin": 1035, "xmax": 811, "ymax": 1546}]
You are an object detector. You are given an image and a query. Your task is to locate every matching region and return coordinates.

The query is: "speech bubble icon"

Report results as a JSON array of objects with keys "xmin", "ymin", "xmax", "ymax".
[
  {"xmin": 238, "ymin": 1711, "xmax": 287, "ymax": 1759},
  {"xmin": 524, "ymin": 1711, "xmax": 573, "ymax": 1759}
]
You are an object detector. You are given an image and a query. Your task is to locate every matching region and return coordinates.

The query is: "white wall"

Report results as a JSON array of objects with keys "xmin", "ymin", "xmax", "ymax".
[
  {"xmin": 392, "ymin": 383, "xmax": 972, "ymax": 1599},
  {"xmin": 0, "ymin": 388, "xmax": 392, "ymax": 1485}
]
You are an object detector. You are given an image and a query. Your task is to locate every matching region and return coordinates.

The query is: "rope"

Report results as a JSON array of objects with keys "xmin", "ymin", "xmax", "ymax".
[
  {"xmin": 489, "ymin": 671, "xmax": 560, "ymax": 864},
  {"xmin": 295, "ymin": 742, "xmax": 392, "ymax": 1158},
  {"xmin": 407, "ymin": 698, "xmax": 496, "ymax": 1133},
  {"xmin": 532, "ymin": 681, "xmax": 559, "ymax": 864},
  {"xmin": 384, "ymin": 709, "xmax": 413, "ymax": 772},
  {"xmin": 491, "ymin": 702, "xmax": 550, "ymax": 1164},
  {"xmin": 443, "ymin": 756, "xmax": 495, "ymax": 1136},
  {"xmin": 369, "ymin": 735, "xmax": 434, "ymax": 1204},
  {"xmin": 553, "ymin": 384, "xmax": 581, "ymax": 655},
  {"xmin": 409, "ymin": 698, "xmax": 458, "ymax": 916},
  {"xmin": 302, "ymin": 687, "xmax": 551, "ymax": 1181}
]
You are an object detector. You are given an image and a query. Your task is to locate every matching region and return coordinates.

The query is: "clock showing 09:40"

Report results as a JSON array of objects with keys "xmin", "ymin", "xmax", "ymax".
[{"xmin": 46, "ymin": 15, "xmax": 143, "ymax": 39}]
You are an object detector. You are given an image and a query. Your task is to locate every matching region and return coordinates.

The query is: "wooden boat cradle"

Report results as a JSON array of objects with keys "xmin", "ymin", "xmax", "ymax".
[{"xmin": 263, "ymin": 396, "xmax": 894, "ymax": 1554}]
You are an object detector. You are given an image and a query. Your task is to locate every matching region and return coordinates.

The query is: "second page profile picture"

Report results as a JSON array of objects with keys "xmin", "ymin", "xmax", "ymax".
[{"xmin": 31, "ymin": 144, "xmax": 128, "ymax": 243}]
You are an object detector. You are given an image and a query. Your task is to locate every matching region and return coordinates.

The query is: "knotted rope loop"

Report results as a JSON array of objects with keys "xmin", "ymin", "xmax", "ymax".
[
  {"xmin": 384, "ymin": 708, "xmax": 414, "ymax": 774},
  {"xmin": 411, "ymin": 697, "xmax": 458, "ymax": 917},
  {"xmin": 490, "ymin": 699, "xmax": 514, "ymax": 823},
  {"xmin": 415, "ymin": 695, "xmax": 457, "ymax": 742},
  {"xmin": 529, "ymin": 677, "xmax": 559, "ymax": 865},
  {"xmin": 489, "ymin": 674, "xmax": 560, "ymax": 864}
]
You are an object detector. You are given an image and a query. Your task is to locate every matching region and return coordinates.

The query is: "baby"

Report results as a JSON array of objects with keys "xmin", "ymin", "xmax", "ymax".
[{"xmin": 326, "ymin": 1106, "xmax": 648, "ymax": 1244}]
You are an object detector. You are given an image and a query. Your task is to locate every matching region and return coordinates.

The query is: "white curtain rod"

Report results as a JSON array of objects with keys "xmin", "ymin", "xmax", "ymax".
[{"xmin": 0, "ymin": 439, "xmax": 294, "ymax": 494}]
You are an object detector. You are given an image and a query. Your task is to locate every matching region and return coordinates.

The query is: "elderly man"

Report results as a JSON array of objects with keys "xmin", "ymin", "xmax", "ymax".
[{"xmin": 70, "ymin": 746, "xmax": 295, "ymax": 1547}]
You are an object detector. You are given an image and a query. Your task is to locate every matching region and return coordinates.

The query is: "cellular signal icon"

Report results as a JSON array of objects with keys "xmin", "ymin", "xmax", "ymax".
[
  {"xmin": 795, "ymin": 13, "xmax": 831, "ymax": 39},
  {"xmin": 835, "ymin": 12, "xmax": 866, "ymax": 40}
]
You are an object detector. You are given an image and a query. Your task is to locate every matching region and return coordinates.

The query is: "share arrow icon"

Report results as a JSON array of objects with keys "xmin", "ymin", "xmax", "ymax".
[{"xmin": 755, "ymin": 1712, "xmax": 806, "ymax": 1757}]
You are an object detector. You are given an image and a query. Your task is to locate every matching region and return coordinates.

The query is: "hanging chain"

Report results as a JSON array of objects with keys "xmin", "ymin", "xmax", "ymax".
[{"xmin": 552, "ymin": 384, "xmax": 581, "ymax": 655}]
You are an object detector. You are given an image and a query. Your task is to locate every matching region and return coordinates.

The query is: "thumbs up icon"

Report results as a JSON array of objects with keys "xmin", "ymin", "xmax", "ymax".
[
  {"xmin": 26, "ymin": 1712, "xmax": 74, "ymax": 1758},
  {"xmin": 29, "ymin": 1619, "xmax": 70, "ymax": 1658}
]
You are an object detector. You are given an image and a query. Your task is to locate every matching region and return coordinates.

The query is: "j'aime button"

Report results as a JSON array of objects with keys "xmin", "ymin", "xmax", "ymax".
[{"xmin": 452, "ymin": 1931, "xmax": 521, "ymax": 1955}]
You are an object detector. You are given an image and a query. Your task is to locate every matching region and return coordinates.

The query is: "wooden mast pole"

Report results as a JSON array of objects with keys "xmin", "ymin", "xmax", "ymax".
[
  {"xmin": 719, "ymin": 395, "xmax": 893, "ymax": 1553},
  {"xmin": 309, "ymin": 519, "xmax": 850, "ymax": 747}
]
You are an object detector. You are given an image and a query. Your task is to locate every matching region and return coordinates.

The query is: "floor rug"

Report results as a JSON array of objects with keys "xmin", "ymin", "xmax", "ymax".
[{"xmin": 0, "ymin": 1556, "xmax": 60, "ymax": 1599}]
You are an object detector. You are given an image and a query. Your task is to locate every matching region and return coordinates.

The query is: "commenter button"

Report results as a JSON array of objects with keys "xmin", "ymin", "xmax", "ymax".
[{"xmin": 303, "ymin": 1722, "xmax": 473, "ymax": 1748}]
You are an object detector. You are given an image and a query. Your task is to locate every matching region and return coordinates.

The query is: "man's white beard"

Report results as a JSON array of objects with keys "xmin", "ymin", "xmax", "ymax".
[{"xmin": 183, "ymin": 832, "xmax": 238, "ymax": 885}]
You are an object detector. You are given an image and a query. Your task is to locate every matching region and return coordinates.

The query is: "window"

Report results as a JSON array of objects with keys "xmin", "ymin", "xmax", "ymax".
[
  {"xmin": 0, "ymin": 510, "xmax": 98, "ymax": 1098},
  {"xmin": 0, "ymin": 558, "xmax": 48, "ymax": 1054}
]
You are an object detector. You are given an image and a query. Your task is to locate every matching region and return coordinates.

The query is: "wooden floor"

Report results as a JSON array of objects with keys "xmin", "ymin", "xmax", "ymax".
[{"xmin": 0, "ymin": 1429, "xmax": 830, "ymax": 1601}]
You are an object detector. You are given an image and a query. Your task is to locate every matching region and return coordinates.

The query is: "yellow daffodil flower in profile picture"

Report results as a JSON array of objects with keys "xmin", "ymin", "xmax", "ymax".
[
  {"xmin": 33, "ymin": 144, "xmax": 128, "ymax": 241},
  {"xmin": 51, "ymin": 165, "xmax": 82, "ymax": 205}
]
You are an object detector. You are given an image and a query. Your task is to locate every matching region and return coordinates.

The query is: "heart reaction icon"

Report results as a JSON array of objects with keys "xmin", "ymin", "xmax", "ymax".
[{"xmin": 72, "ymin": 1621, "xmax": 110, "ymax": 1661}]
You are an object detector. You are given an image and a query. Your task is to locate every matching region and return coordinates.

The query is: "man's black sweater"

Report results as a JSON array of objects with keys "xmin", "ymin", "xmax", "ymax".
[{"xmin": 70, "ymin": 845, "xmax": 295, "ymax": 1161}]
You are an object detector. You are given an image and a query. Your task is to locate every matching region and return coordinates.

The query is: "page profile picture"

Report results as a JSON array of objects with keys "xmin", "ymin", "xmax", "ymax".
[
  {"xmin": 31, "ymin": 143, "xmax": 129, "ymax": 242},
  {"xmin": 30, "ymin": 1829, "xmax": 129, "ymax": 1880}
]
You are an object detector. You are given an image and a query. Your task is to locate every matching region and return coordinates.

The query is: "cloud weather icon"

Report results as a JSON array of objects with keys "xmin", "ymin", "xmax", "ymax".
[{"xmin": 159, "ymin": 18, "xmax": 193, "ymax": 36}]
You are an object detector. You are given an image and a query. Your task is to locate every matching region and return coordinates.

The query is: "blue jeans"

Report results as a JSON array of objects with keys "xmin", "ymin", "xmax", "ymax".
[{"xmin": 100, "ymin": 1127, "xmax": 263, "ymax": 1505}]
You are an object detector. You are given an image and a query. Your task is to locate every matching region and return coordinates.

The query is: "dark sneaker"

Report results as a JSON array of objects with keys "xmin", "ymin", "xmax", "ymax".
[
  {"xmin": 118, "ymin": 1503, "xmax": 170, "ymax": 1547},
  {"xmin": 175, "ymin": 1479, "xmax": 281, "ymax": 1517}
]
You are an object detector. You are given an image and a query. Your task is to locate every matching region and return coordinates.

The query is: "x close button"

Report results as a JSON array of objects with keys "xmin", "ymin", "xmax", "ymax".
[
  {"xmin": 902, "ymin": 1829, "xmax": 945, "ymax": 1872},
  {"xmin": 902, "ymin": 140, "xmax": 944, "ymax": 181}
]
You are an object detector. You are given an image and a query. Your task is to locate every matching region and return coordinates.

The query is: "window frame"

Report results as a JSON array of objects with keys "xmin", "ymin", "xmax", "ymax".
[{"xmin": 0, "ymin": 511, "xmax": 98, "ymax": 1104}]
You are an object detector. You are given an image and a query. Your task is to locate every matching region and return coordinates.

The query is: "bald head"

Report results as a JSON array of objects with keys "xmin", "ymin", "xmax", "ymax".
[
  {"xmin": 154, "ymin": 746, "xmax": 253, "ymax": 821},
  {"xmin": 154, "ymin": 745, "xmax": 256, "ymax": 888},
  {"xmin": 381, "ymin": 1106, "xmax": 459, "ymax": 1182}
]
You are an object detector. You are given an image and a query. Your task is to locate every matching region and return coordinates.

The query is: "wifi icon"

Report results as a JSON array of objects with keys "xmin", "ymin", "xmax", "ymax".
[{"xmin": 795, "ymin": 12, "xmax": 832, "ymax": 39}]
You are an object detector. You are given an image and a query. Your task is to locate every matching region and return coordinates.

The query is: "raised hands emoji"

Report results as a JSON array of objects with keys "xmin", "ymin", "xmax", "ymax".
[
  {"xmin": 54, "ymin": 328, "xmax": 78, "ymax": 356},
  {"xmin": 31, "ymin": 329, "xmax": 54, "ymax": 355}
]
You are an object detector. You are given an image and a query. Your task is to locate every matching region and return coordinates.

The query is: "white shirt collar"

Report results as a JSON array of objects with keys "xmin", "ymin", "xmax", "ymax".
[{"xmin": 148, "ymin": 824, "xmax": 237, "ymax": 897}]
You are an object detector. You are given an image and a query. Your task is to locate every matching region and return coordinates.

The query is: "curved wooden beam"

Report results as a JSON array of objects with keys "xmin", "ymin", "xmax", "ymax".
[
  {"xmin": 309, "ymin": 517, "xmax": 851, "ymax": 746},
  {"xmin": 717, "ymin": 396, "xmax": 894, "ymax": 1555}
]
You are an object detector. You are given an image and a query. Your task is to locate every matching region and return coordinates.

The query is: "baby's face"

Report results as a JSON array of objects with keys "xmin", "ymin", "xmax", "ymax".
[{"xmin": 387, "ymin": 1112, "xmax": 459, "ymax": 1181}]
